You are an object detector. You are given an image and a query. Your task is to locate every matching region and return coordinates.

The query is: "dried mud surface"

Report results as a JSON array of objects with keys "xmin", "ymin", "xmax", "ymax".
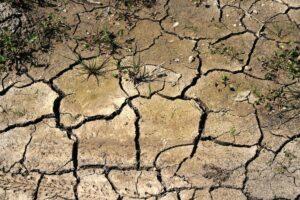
[{"xmin": 0, "ymin": 0, "xmax": 299, "ymax": 199}]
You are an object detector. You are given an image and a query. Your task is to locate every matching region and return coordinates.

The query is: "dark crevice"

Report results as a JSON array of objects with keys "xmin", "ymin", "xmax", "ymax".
[
  {"xmin": 190, "ymin": 111, "xmax": 208, "ymax": 158},
  {"xmin": 32, "ymin": 173, "xmax": 44, "ymax": 200},
  {"xmin": 0, "ymin": 114, "xmax": 54, "ymax": 134},
  {"xmin": 66, "ymin": 95, "xmax": 139, "ymax": 130},
  {"xmin": 0, "ymin": 82, "xmax": 17, "ymax": 96},
  {"xmin": 128, "ymin": 100, "xmax": 142, "ymax": 170},
  {"xmin": 71, "ymin": 133, "xmax": 80, "ymax": 200}
]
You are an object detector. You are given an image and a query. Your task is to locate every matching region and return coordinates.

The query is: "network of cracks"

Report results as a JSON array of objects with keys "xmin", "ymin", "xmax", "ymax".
[{"xmin": 0, "ymin": 0, "xmax": 299, "ymax": 199}]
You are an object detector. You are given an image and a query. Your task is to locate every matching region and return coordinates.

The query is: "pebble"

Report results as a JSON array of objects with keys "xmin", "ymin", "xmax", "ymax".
[
  {"xmin": 188, "ymin": 55, "xmax": 195, "ymax": 63},
  {"xmin": 174, "ymin": 58, "xmax": 180, "ymax": 62},
  {"xmin": 173, "ymin": 22, "xmax": 179, "ymax": 28},
  {"xmin": 244, "ymin": 65, "xmax": 252, "ymax": 71},
  {"xmin": 282, "ymin": 106, "xmax": 288, "ymax": 110}
]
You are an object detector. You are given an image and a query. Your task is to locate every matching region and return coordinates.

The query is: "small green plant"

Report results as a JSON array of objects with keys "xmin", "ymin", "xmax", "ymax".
[
  {"xmin": 260, "ymin": 45, "xmax": 299, "ymax": 119},
  {"xmin": 273, "ymin": 165, "xmax": 287, "ymax": 174},
  {"xmin": 0, "ymin": 55, "xmax": 7, "ymax": 72},
  {"xmin": 119, "ymin": 54, "xmax": 160, "ymax": 86},
  {"xmin": 264, "ymin": 72, "xmax": 277, "ymax": 81},
  {"xmin": 284, "ymin": 150, "xmax": 296, "ymax": 161},
  {"xmin": 13, "ymin": 108, "xmax": 26, "ymax": 117},
  {"xmin": 148, "ymin": 83, "xmax": 152, "ymax": 96},
  {"xmin": 118, "ymin": 0, "xmax": 156, "ymax": 8},
  {"xmin": 267, "ymin": 21, "xmax": 298, "ymax": 39},
  {"xmin": 265, "ymin": 102, "xmax": 273, "ymax": 111},
  {"xmin": 229, "ymin": 126, "xmax": 239, "ymax": 136},
  {"xmin": 78, "ymin": 57, "xmax": 116, "ymax": 85},
  {"xmin": 210, "ymin": 43, "xmax": 244, "ymax": 63},
  {"xmin": 39, "ymin": 13, "xmax": 67, "ymax": 40},
  {"xmin": 251, "ymin": 87, "xmax": 263, "ymax": 104},
  {"xmin": 89, "ymin": 25, "xmax": 118, "ymax": 54},
  {"xmin": 221, "ymin": 74, "xmax": 230, "ymax": 86},
  {"xmin": 129, "ymin": 54, "xmax": 143, "ymax": 83},
  {"xmin": 0, "ymin": 12, "xmax": 67, "ymax": 73},
  {"xmin": 184, "ymin": 24, "xmax": 199, "ymax": 32},
  {"xmin": 252, "ymin": 87, "xmax": 261, "ymax": 97},
  {"xmin": 262, "ymin": 46, "xmax": 300, "ymax": 79},
  {"xmin": 119, "ymin": 54, "xmax": 145, "ymax": 85}
]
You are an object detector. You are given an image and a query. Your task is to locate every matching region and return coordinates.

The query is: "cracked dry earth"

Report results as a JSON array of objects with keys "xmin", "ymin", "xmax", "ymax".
[{"xmin": 0, "ymin": 0, "xmax": 300, "ymax": 199}]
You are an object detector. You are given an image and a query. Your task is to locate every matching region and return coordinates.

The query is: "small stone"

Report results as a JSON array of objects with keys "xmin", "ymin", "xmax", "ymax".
[
  {"xmin": 62, "ymin": 8, "xmax": 67, "ymax": 12},
  {"xmin": 252, "ymin": 10, "xmax": 258, "ymax": 14},
  {"xmin": 188, "ymin": 55, "xmax": 195, "ymax": 63},
  {"xmin": 297, "ymin": 55, "xmax": 300, "ymax": 62},
  {"xmin": 244, "ymin": 65, "xmax": 252, "ymax": 71},
  {"xmin": 282, "ymin": 106, "xmax": 288, "ymax": 111},
  {"xmin": 174, "ymin": 58, "xmax": 180, "ymax": 62},
  {"xmin": 173, "ymin": 22, "xmax": 179, "ymax": 28},
  {"xmin": 234, "ymin": 90, "xmax": 251, "ymax": 102}
]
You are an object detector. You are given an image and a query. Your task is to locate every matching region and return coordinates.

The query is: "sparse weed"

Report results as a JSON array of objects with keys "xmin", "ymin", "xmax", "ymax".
[
  {"xmin": 88, "ymin": 25, "xmax": 118, "ymax": 54},
  {"xmin": 184, "ymin": 24, "xmax": 199, "ymax": 33},
  {"xmin": 229, "ymin": 126, "xmax": 239, "ymax": 136},
  {"xmin": 119, "ymin": 54, "xmax": 145, "ymax": 85},
  {"xmin": 78, "ymin": 57, "xmax": 116, "ymax": 85},
  {"xmin": 13, "ymin": 108, "xmax": 26, "ymax": 117},
  {"xmin": 284, "ymin": 150, "xmax": 296, "ymax": 160},
  {"xmin": 262, "ymin": 46, "xmax": 299, "ymax": 80},
  {"xmin": 273, "ymin": 165, "xmax": 287, "ymax": 174},
  {"xmin": 252, "ymin": 87, "xmax": 263, "ymax": 100},
  {"xmin": 210, "ymin": 43, "xmax": 244, "ymax": 63},
  {"xmin": 259, "ymin": 45, "xmax": 300, "ymax": 119},
  {"xmin": 267, "ymin": 20, "xmax": 298, "ymax": 39},
  {"xmin": 118, "ymin": 0, "xmax": 156, "ymax": 8},
  {"xmin": 0, "ymin": 12, "xmax": 67, "ymax": 73},
  {"xmin": 118, "ymin": 52, "xmax": 165, "ymax": 87},
  {"xmin": 38, "ymin": 13, "xmax": 68, "ymax": 46}
]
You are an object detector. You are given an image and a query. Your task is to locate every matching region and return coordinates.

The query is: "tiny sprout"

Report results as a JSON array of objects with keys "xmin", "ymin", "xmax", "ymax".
[{"xmin": 221, "ymin": 74, "xmax": 230, "ymax": 86}]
